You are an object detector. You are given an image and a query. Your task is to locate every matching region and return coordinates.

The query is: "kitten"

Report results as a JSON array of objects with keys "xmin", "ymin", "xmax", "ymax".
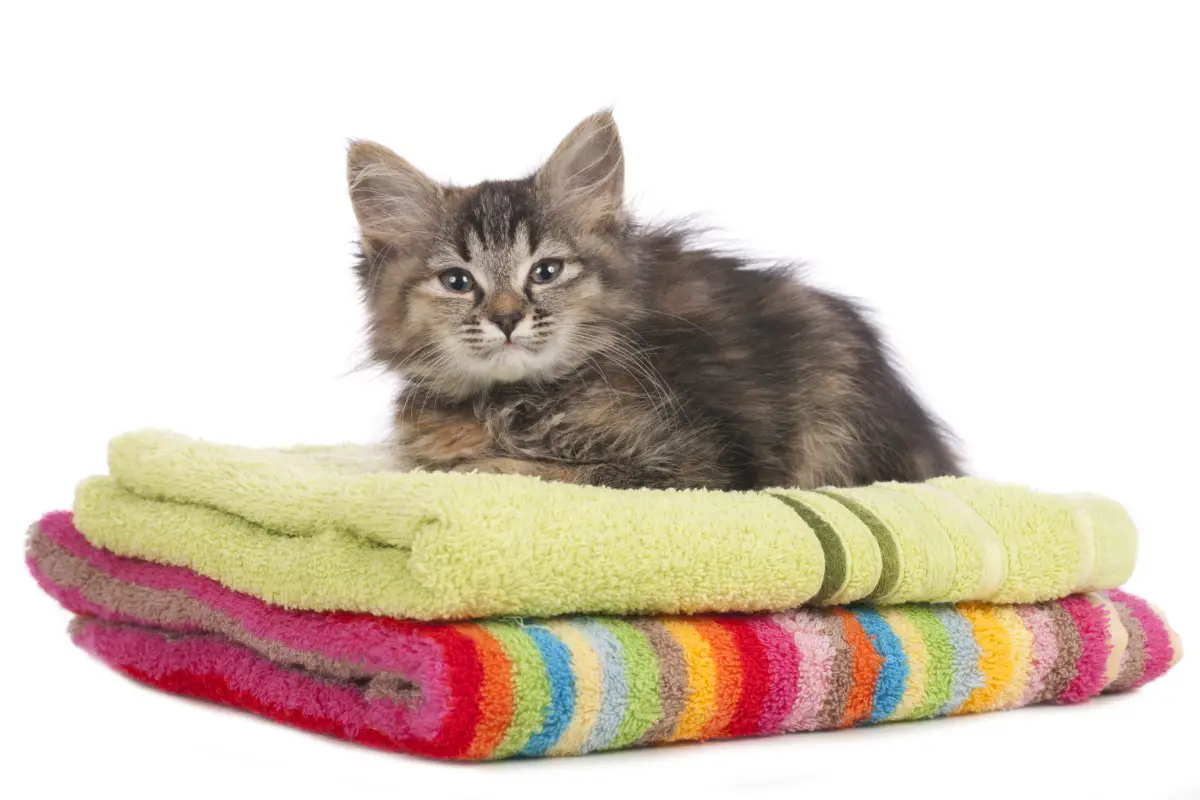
[{"xmin": 348, "ymin": 111, "xmax": 961, "ymax": 490}]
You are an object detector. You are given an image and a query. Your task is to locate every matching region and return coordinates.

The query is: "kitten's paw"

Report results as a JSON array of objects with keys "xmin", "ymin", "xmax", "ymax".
[
  {"xmin": 450, "ymin": 458, "xmax": 577, "ymax": 483},
  {"xmin": 450, "ymin": 458, "xmax": 541, "ymax": 476}
]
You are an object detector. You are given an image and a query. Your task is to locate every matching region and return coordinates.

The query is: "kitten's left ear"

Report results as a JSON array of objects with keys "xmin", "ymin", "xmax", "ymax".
[{"xmin": 536, "ymin": 110, "xmax": 625, "ymax": 229}]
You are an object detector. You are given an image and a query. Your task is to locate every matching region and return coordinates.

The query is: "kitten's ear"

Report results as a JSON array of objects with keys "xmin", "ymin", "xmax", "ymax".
[
  {"xmin": 347, "ymin": 140, "xmax": 443, "ymax": 252},
  {"xmin": 536, "ymin": 110, "xmax": 625, "ymax": 229}
]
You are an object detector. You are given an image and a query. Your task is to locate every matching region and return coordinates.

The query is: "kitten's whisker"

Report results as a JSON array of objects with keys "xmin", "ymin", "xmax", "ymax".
[
  {"xmin": 560, "ymin": 332, "xmax": 624, "ymax": 407},
  {"xmin": 638, "ymin": 310, "xmax": 719, "ymax": 341},
  {"xmin": 591, "ymin": 340, "xmax": 683, "ymax": 426},
  {"xmin": 405, "ymin": 352, "xmax": 460, "ymax": 438},
  {"xmin": 395, "ymin": 343, "xmax": 452, "ymax": 432},
  {"xmin": 583, "ymin": 327, "xmax": 689, "ymax": 425},
  {"xmin": 583, "ymin": 356, "xmax": 625, "ymax": 410},
  {"xmin": 390, "ymin": 341, "xmax": 442, "ymax": 376}
]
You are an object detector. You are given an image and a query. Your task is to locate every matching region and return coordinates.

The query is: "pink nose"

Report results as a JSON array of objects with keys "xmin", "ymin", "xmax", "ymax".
[{"xmin": 489, "ymin": 311, "xmax": 523, "ymax": 338}]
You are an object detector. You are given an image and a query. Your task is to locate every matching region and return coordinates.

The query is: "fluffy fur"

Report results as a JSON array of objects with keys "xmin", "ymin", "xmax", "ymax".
[{"xmin": 348, "ymin": 111, "xmax": 961, "ymax": 490}]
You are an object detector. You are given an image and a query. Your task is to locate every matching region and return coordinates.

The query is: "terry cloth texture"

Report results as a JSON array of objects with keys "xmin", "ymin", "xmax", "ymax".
[
  {"xmin": 27, "ymin": 512, "xmax": 1180, "ymax": 761},
  {"xmin": 72, "ymin": 430, "xmax": 1139, "ymax": 620}
]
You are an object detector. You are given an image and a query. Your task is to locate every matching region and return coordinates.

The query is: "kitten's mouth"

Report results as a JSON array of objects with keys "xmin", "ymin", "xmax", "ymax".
[
  {"xmin": 488, "ymin": 338, "xmax": 535, "ymax": 354},
  {"xmin": 496, "ymin": 342, "xmax": 535, "ymax": 356}
]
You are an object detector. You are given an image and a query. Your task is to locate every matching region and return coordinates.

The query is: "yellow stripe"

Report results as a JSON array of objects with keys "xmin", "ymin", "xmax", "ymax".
[
  {"xmin": 660, "ymin": 620, "xmax": 718, "ymax": 741},
  {"xmin": 956, "ymin": 604, "xmax": 1016, "ymax": 715},
  {"xmin": 1089, "ymin": 594, "xmax": 1128, "ymax": 687},
  {"xmin": 879, "ymin": 608, "xmax": 927, "ymax": 720},
  {"xmin": 991, "ymin": 606, "xmax": 1032, "ymax": 709},
  {"xmin": 543, "ymin": 621, "xmax": 602, "ymax": 756}
]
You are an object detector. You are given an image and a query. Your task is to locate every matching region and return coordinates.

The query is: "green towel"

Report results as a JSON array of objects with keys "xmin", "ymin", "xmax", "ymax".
[{"xmin": 71, "ymin": 430, "xmax": 1138, "ymax": 620}]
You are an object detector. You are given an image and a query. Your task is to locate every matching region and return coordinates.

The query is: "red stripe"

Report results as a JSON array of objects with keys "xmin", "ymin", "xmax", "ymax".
[
  {"xmin": 719, "ymin": 618, "xmax": 772, "ymax": 737},
  {"xmin": 117, "ymin": 618, "xmax": 486, "ymax": 760},
  {"xmin": 116, "ymin": 664, "xmax": 419, "ymax": 755},
  {"xmin": 377, "ymin": 619, "xmax": 483, "ymax": 758},
  {"xmin": 747, "ymin": 617, "xmax": 800, "ymax": 734},
  {"xmin": 213, "ymin": 610, "xmax": 483, "ymax": 758}
]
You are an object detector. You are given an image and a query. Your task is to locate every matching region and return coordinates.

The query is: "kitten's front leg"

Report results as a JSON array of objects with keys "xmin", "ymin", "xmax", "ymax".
[
  {"xmin": 451, "ymin": 458, "xmax": 710, "ymax": 489},
  {"xmin": 396, "ymin": 397, "xmax": 490, "ymax": 470}
]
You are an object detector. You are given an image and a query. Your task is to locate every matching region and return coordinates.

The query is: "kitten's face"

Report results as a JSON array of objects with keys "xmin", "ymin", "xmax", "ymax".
[{"xmin": 348, "ymin": 112, "xmax": 640, "ymax": 396}]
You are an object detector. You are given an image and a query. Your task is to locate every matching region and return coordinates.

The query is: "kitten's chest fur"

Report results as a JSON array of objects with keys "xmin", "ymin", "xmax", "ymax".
[{"xmin": 397, "ymin": 360, "xmax": 740, "ymax": 489}]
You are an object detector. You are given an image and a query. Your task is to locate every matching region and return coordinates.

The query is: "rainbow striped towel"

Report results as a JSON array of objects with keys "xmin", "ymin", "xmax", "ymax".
[{"xmin": 28, "ymin": 511, "xmax": 1181, "ymax": 760}]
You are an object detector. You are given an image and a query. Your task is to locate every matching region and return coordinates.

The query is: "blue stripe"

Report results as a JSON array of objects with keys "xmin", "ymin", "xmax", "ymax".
[
  {"xmin": 852, "ymin": 607, "xmax": 909, "ymax": 722},
  {"xmin": 520, "ymin": 626, "xmax": 576, "ymax": 756},
  {"xmin": 933, "ymin": 606, "xmax": 983, "ymax": 714},
  {"xmin": 578, "ymin": 620, "xmax": 628, "ymax": 753}
]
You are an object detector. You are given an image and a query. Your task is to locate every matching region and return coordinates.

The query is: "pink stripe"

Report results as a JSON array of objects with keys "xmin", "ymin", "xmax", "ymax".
[
  {"xmin": 41, "ymin": 511, "xmax": 440, "ymax": 665},
  {"xmin": 35, "ymin": 512, "xmax": 452, "ymax": 738},
  {"xmin": 749, "ymin": 617, "xmax": 800, "ymax": 734},
  {"xmin": 1107, "ymin": 589, "xmax": 1175, "ymax": 689},
  {"xmin": 1014, "ymin": 605, "xmax": 1058, "ymax": 705},
  {"xmin": 1058, "ymin": 595, "xmax": 1111, "ymax": 703},
  {"xmin": 774, "ymin": 610, "xmax": 835, "ymax": 732}
]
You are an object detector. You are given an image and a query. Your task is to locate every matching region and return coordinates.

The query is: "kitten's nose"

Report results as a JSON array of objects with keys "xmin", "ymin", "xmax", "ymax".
[{"xmin": 488, "ymin": 311, "xmax": 524, "ymax": 339}]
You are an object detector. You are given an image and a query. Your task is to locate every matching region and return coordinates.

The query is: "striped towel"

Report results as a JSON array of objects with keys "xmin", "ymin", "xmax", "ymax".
[{"xmin": 27, "ymin": 511, "xmax": 1181, "ymax": 760}]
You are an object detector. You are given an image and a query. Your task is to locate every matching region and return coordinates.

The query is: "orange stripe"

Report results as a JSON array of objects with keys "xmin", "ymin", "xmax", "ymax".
[
  {"xmin": 660, "ymin": 620, "xmax": 717, "ymax": 740},
  {"xmin": 458, "ymin": 624, "xmax": 514, "ymax": 759},
  {"xmin": 835, "ymin": 610, "xmax": 882, "ymax": 727},
  {"xmin": 693, "ymin": 619, "xmax": 743, "ymax": 738}
]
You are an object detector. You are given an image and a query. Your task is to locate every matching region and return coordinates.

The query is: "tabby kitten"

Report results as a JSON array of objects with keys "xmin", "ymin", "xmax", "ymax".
[{"xmin": 348, "ymin": 111, "xmax": 961, "ymax": 490}]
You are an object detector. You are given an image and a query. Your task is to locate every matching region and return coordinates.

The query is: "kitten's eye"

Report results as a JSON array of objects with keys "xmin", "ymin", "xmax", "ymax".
[
  {"xmin": 438, "ymin": 268, "xmax": 475, "ymax": 293},
  {"xmin": 530, "ymin": 258, "xmax": 565, "ymax": 284}
]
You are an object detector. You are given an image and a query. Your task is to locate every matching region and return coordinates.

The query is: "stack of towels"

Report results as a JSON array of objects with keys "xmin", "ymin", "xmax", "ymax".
[{"xmin": 26, "ymin": 430, "xmax": 1182, "ymax": 760}]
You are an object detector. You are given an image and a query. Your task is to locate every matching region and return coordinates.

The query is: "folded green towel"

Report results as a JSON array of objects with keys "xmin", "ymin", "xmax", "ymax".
[{"xmin": 72, "ymin": 430, "xmax": 1138, "ymax": 620}]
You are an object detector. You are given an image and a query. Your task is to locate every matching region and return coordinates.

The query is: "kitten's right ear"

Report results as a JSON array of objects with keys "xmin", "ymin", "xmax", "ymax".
[{"xmin": 346, "ymin": 140, "xmax": 443, "ymax": 252}]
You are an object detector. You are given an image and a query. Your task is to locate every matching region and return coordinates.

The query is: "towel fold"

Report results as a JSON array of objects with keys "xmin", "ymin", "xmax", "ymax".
[
  {"xmin": 26, "ymin": 512, "xmax": 1180, "ymax": 760},
  {"xmin": 72, "ymin": 430, "xmax": 1139, "ymax": 620}
]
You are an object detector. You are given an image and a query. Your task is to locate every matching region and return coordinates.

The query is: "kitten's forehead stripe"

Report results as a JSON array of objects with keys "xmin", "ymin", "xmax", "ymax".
[
  {"xmin": 463, "ymin": 227, "xmax": 484, "ymax": 261},
  {"xmin": 456, "ymin": 230, "xmax": 473, "ymax": 262},
  {"xmin": 512, "ymin": 223, "xmax": 532, "ymax": 259},
  {"xmin": 453, "ymin": 180, "xmax": 542, "ymax": 257}
]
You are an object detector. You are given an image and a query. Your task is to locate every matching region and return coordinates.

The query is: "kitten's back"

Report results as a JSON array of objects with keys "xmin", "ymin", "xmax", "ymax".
[{"xmin": 633, "ymin": 228, "xmax": 961, "ymax": 488}]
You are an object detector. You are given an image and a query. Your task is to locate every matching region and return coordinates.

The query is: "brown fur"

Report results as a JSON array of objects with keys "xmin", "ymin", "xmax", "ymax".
[{"xmin": 348, "ymin": 111, "xmax": 962, "ymax": 490}]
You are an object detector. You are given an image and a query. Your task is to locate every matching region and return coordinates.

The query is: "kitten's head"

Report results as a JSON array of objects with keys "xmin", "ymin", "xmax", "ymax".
[{"xmin": 348, "ymin": 111, "xmax": 643, "ymax": 397}]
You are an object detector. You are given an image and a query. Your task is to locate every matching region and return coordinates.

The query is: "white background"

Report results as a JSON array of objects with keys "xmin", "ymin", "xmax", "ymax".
[{"xmin": 2, "ymin": 2, "xmax": 1197, "ymax": 798}]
